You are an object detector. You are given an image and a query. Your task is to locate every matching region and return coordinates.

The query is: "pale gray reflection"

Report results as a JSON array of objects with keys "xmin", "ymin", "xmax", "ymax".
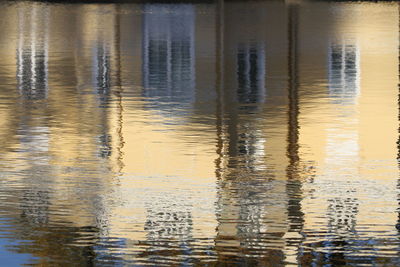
[
  {"xmin": 93, "ymin": 42, "xmax": 111, "ymax": 104},
  {"xmin": 16, "ymin": 5, "xmax": 49, "ymax": 100},
  {"xmin": 143, "ymin": 207, "xmax": 194, "ymax": 262},
  {"xmin": 324, "ymin": 37, "xmax": 360, "ymax": 258},
  {"xmin": 14, "ymin": 4, "xmax": 52, "ymax": 233},
  {"xmin": 18, "ymin": 126, "xmax": 51, "ymax": 226},
  {"xmin": 328, "ymin": 40, "xmax": 360, "ymax": 103},
  {"xmin": 93, "ymin": 41, "xmax": 113, "ymax": 157},
  {"xmin": 142, "ymin": 4, "xmax": 195, "ymax": 109},
  {"xmin": 327, "ymin": 197, "xmax": 359, "ymax": 236}
]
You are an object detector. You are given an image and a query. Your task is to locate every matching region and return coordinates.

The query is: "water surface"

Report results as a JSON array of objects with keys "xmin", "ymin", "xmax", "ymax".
[{"xmin": 0, "ymin": 0, "xmax": 399, "ymax": 265}]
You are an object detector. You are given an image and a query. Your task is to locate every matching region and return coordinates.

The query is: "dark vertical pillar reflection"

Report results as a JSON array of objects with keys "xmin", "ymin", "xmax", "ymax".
[
  {"xmin": 215, "ymin": 0, "xmax": 224, "ymax": 180},
  {"xmin": 396, "ymin": 2, "xmax": 400, "ymax": 234},
  {"xmin": 395, "ymin": 3, "xmax": 400, "ymax": 264},
  {"xmin": 214, "ymin": 0, "xmax": 233, "ymax": 262},
  {"xmin": 287, "ymin": 3, "xmax": 299, "ymax": 167},
  {"xmin": 114, "ymin": 4, "xmax": 124, "ymax": 173},
  {"xmin": 286, "ymin": 2, "xmax": 305, "ymax": 262}
]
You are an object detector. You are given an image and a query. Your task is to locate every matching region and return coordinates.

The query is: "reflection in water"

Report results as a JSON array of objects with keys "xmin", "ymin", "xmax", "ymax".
[
  {"xmin": 17, "ymin": 5, "xmax": 49, "ymax": 100},
  {"xmin": 328, "ymin": 41, "xmax": 360, "ymax": 104},
  {"xmin": 314, "ymin": 36, "xmax": 361, "ymax": 263},
  {"xmin": 94, "ymin": 42, "xmax": 111, "ymax": 104},
  {"xmin": 0, "ymin": 1, "xmax": 398, "ymax": 266},
  {"xmin": 237, "ymin": 43, "xmax": 265, "ymax": 105},
  {"xmin": 285, "ymin": 4, "xmax": 305, "ymax": 265},
  {"xmin": 142, "ymin": 4, "xmax": 195, "ymax": 109},
  {"xmin": 143, "ymin": 209, "xmax": 194, "ymax": 263}
]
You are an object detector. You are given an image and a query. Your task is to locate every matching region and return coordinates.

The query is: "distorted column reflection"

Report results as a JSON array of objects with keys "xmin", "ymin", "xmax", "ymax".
[
  {"xmin": 139, "ymin": 4, "xmax": 196, "ymax": 261},
  {"xmin": 94, "ymin": 41, "xmax": 111, "ymax": 105},
  {"xmin": 328, "ymin": 41, "xmax": 360, "ymax": 104},
  {"xmin": 86, "ymin": 10, "xmax": 115, "ymax": 159},
  {"xmin": 323, "ymin": 197, "xmax": 358, "ymax": 265},
  {"xmin": 15, "ymin": 4, "xmax": 51, "ymax": 227},
  {"xmin": 397, "ymin": 0, "xmax": 400, "ymax": 245},
  {"xmin": 215, "ymin": 0, "xmax": 225, "ymax": 181},
  {"xmin": 141, "ymin": 206, "xmax": 194, "ymax": 262},
  {"xmin": 237, "ymin": 44, "xmax": 266, "ymax": 105},
  {"xmin": 142, "ymin": 4, "xmax": 195, "ymax": 109},
  {"xmin": 11, "ymin": 5, "xmax": 119, "ymax": 264},
  {"xmin": 17, "ymin": 5, "xmax": 49, "ymax": 100},
  {"xmin": 5, "ymin": 4, "xmax": 105, "ymax": 264},
  {"xmin": 235, "ymin": 43, "xmax": 266, "ymax": 170},
  {"xmin": 316, "ymin": 37, "xmax": 360, "ymax": 263},
  {"xmin": 93, "ymin": 39, "xmax": 113, "ymax": 158},
  {"xmin": 214, "ymin": 2, "xmax": 290, "ymax": 265},
  {"xmin": 113, "ymin": 4, "xmax": 124, "ymax": 173},
  {"xmin": 284, "ymin": 3, "xmax": 305, "ymax": 264}
]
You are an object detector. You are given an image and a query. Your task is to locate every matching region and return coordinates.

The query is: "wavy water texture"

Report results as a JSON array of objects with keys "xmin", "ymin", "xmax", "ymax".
[{"xmin": 0, "ymin": 1, "xmax": 398, "ymax": 266}]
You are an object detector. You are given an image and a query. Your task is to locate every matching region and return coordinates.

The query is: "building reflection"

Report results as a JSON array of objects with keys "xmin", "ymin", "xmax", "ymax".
[
  {"xmin": 236, "ymin": 43, "xmax": 266, "ymax": 105},
  {"xmin": 15, "ymin": 5, "xmax": 52, "ymax": 230},
  {"xmin": 325, "ymin": 37, "xmax": 360, "ymax": 263},
  {"xmin": 296, "ymin": 2, "xmax": 398, "ymax": 265},
  {"xmin": 0, "ymin": 3, "xmax": 123, "ymax": 265},
  {"xmin": 0, "ymin": 1, "xmax": 397, "ymax": 266},
  {"xmin": 284, "ymin": 3, "xmax": 305, "ymax": 265},
  {"xmin": 213, "ymin": 1, "xmax": 294, "ymax": 265},
  {"xmin": 142, "ymin": 4, "xmax": 195, "ymax": 107},
  {"xmin": 94, "ymin": 41, "xmax": 111, "ymax": 104},
  {"xmin": 328, "ymin": 41, "xmax": 360, "ymax": 103},
  {"xmin": 16, "ymin": 5, "xmax": 49, "ymax": 100}
]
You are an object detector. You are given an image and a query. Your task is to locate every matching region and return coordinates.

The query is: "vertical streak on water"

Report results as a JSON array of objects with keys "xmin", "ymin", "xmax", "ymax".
[
  {"xmin": 397, "ymin": 1, "xmax": 400, "ymax": 235},
  {"xmin": 287, "ymin": 0, "xmax": 299, "ymax": 167},
  {"xmin": 394, "ymin": 4, "xmax": 400, "ymax": 266},
  {"xmin": 285, "ymin": 2, "xmax": 304, "ymax": 264},
  {"xmin": 31, "ymin": 8, "xmax": 36, "ymax": 90},
  {"xmin": 17, "ymin": 4, "xmax": 49, "ymax": 99},
  {"xmin": 215, "ymin": 0, "xmax": 225, "ymax": 181},
  {"xmin": 17, "ymin": 7, "xmax": 23, "ymax": 93},
  {"xmin": 214, "ymin": 0, "xmax": 228, "ymax": 261},
  {"xmin": 114, "ymin": 4, "xmax": 124, "ymax": 174}
]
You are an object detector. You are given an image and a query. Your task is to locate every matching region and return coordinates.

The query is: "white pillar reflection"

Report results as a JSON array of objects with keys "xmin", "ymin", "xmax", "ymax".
[
  {"xmin": 16, "ymin": 5, "xmax": 49, "ymax": 100},
  {"xmin": 328, "ymin": 40, "xmax": 360, "ymax": 104}
]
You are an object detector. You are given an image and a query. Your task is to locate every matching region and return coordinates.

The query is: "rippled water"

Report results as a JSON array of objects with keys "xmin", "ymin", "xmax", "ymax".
[{"xmin": 0, "ymin": 0, "xmax": 399, "ymax": 265}]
